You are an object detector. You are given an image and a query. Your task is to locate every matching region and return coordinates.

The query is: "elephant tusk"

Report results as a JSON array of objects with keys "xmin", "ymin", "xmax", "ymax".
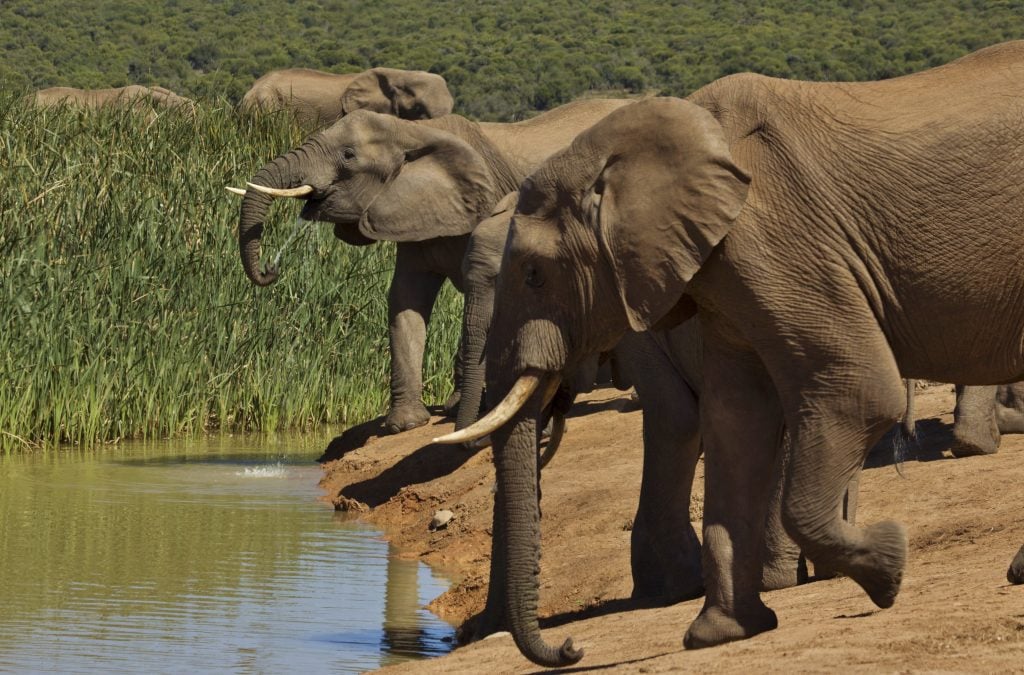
[
  {"xmin": 225, "ymin": 186, "xmax": 247, "ymax": 196},
  {"xmin": 244, "ymin": 182, "xmax": 314, "ymax": 198},
  {"xmin": 433, "ymin": 369, "xmax": 545, "ymax": 444}
]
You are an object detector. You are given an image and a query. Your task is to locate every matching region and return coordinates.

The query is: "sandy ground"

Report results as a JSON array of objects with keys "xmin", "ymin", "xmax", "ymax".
[{"xmin": 319, "ymin": 382, "xmax": 1024, "ymax": 673}]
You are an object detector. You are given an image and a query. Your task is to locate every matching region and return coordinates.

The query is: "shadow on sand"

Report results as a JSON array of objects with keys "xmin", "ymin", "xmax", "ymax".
[{"xmin": 865, "ymin": 416, "xmax": 955, "ymax": 469}]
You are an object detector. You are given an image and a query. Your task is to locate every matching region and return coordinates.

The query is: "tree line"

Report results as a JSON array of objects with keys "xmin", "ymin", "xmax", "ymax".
[{"xmin": 2, "ymin": 0, "xmax": 1022, "ymax": 121}]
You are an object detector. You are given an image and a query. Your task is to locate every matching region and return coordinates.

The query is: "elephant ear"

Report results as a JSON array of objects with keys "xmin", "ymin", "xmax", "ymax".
[
  {"xmin": 359, "ymin": 124, "xmax": 496, "ymax": 242},
  {"xmin": 341, "ymin": 68, "xmax": 454, "ymax": 120},
  {"xmin": 584, "ymin": 98, "xmax": 750, "ymax": 331}
]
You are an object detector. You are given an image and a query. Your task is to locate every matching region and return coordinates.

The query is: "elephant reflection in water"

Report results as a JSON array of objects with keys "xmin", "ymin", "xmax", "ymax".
[{"xmin": 379, "ymin": 545, "xmax": 444, "ymax": 664}]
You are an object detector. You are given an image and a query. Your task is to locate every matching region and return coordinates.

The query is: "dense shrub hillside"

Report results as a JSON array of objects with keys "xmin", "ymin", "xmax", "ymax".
[{"xmin": 2, "ymin": 0, "xmax": 1022, "ymax": 120}]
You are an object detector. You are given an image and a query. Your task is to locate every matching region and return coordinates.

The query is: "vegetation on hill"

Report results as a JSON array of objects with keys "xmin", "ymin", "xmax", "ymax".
[
  {"xmin": 2, "ymin": 2, "xmax": 1022, "ymax": 449},
  {"xmin": 2, "ymin": 0, "xmax": 1022, "ymax": 121}
]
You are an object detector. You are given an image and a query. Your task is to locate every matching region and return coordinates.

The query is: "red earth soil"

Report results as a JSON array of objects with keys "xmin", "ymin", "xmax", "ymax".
[{"xmin": 319, "ymin": 382, "xmax": 1024, "ymax": 673}]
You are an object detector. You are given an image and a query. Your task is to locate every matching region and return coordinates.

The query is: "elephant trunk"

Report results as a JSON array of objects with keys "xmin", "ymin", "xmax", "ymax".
[
  {"xmin": 454, "ymin": 283, "xmax": 494, "ymax": 432},
  {"xmin": 492, "ymin": 389, "xmax": 583, "ymax": 668},
  {"xmin": 237, "ymin": 149, "xmax": 308, "ymax": 286}
]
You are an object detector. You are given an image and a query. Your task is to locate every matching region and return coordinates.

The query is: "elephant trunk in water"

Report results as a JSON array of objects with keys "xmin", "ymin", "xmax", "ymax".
[{"xmin": 237, "ymin": 147, "xmax": 313, "ymax": 286}]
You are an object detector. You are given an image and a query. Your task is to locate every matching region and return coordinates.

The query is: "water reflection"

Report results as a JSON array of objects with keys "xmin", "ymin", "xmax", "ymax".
[{"xmin": 0, "ymin": 437, "xmax": 453, "ymax": 673}]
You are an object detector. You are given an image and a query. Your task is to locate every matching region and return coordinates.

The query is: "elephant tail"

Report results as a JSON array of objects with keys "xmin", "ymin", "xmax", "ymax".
[{"xmin": 893, "ymin": 379, "xmax": 917, "ymax": 476}]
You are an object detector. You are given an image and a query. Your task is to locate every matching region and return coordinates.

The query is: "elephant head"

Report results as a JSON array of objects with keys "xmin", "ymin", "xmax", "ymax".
[
  {"xmin": 234, "ymin": 111, "xmax": 508, "ymax": 286},
  {"xmin": 341, "ymin": 67, "xmax": 454, "ymax": 120},
  {"xmin": 438, "ymin": 98, "xmax": 749, "ymax": 667}
]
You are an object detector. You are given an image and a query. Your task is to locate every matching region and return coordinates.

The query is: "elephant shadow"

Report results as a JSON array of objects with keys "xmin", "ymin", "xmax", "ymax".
[
  {"xmin": 865, "ymin": 416, "xmax": 954, "ymax": 468},
  {"xmin": 318, "ymin": 405, "xmax": 454, "ymax": 463},
  {"xmin": 322, "ymin": 411, "xmax": 477, "ymax": 509},
  {"xmin": 566, "ymin": 388, "xmax": 641, "ymax": 419}
]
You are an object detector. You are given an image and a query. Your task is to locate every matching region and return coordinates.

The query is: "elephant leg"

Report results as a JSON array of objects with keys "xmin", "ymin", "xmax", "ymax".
[
  {"xmin": 760, "ymin": 436, "xmax": 806, "ymax": 591},
  {"xmin": 806, "ymin": 470, "xmax": 860, "ymax": 581},
  {"xmin": 952, "ymin": 384, "xmax": 1000, "ymax": 457},
  {"xmin": 444, "ymin": 336, "xmax": 465, "ymax": 416},
  {"xmin": 775, "ymin": 343, "xmax": 907, "ymax": 613},
  {"xmin": 466, "ymin": 473, "xmax": 509, "ymax": 640},
  {"xmin": 995, "ymin": 382, "xmax": 1024, "ymax": 435},
  {"xmin": 683, "ymin": 335, "xmax": 783, "ymax": 649},
  {"xmin": 385, "ymin": 247, "xmax": 446, "ymax": 434},
  {"xmin": 618, "ymin": 331, "xmax": 703, "ymax": 603}
]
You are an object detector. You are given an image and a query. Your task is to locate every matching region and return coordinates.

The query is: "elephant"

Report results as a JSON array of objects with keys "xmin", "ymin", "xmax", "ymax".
[
  {"xmin": 238, "ymin": 67, "xmax": 454, "ymax": 130},
  {"xmin": 28, "ymin": 85, "xmax": 195, "ymax": 121},
  {"xmin": 229, "ymin": 98, "xmax": 633, "ymax": 435},
  {"xmin": 450, "ymin": 209, "xmax": 859, "ymax": 640},
  {"xmin": 455, "ymin": 193, "xmax": 625, "ymax": 437},
  {"xmin": 443, "ymin": 41, "xmax": 1024, "ymax": 667},
  {"xmin": 948, "ymin": 383, "xmax": 1024, "ymax": 456}
]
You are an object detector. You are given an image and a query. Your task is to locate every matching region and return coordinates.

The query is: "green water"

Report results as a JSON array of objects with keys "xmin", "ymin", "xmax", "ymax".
[{"xmin": 0, "ymin": 436, "xmax": 453, "ymax": 673}]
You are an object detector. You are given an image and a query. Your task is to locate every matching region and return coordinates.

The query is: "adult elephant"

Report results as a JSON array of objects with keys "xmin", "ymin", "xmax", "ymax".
[
  {"xmin": 444, "ymin": 41, "xmax": 1024, "ymax": 667},
  {"xmin": 29, "ymin": 85, "xmax": 194, "ymax": 116},
  {"xmin": 229, "ymin": 99, "xmax": 633, "ymax": 434},
  {"xmin": 238, "ymin": 67, "xmax": 454, "ymax": 130},
  {"xmin": 454, "ymin": 199, "xmax": 856, "ymax": 643}
]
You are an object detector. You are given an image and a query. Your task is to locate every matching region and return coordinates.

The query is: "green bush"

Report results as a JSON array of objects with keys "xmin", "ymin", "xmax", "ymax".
[
  {"xmin": 0, "ymin": 95, "xmax": 462, "ymax": 450},
  {"xmin": 4, "ymin": 1, "xmax": 1024, "ymax": 122}
]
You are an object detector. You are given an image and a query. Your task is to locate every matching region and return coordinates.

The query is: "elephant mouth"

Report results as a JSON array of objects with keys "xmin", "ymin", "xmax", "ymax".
[{"xmin": 299, "ymin": 197, "xmax": 362, "ymax": 225}]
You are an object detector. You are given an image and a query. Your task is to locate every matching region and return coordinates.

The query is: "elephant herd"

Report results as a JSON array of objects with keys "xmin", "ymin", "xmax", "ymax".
[
  {"xmin": 56, "ymin": 46, "xmax": 1024, "ymax": 667},
  {"xmin": 26, "ymin": 66, "xmax": 454, "ymax": 130},
  {"xmin": 225, "ymin": 45, "xmax": 1024, "ymax": 667}
]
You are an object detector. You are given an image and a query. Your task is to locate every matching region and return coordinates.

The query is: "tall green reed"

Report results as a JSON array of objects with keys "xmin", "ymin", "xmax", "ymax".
[{"xmin": 0, "ymin": 93, "xmax": 463, "ymax": 451}]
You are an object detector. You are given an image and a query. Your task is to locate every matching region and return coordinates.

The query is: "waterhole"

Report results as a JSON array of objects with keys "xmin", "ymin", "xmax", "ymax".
[{"xmin": 0, "ymin": 436, "xmax": 454, "ymax": 673}]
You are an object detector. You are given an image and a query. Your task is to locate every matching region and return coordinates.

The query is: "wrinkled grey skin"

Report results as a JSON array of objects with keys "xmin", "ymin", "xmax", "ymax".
[
  {"xmin": 483, "ymin": 42, "xmax": 1024, "ymax": 668},
  {"xmin": 464, "ymin": 212, "xmax": 861, "ymax": 643},
  {"xmin": 238, "ymin": 67, "xmax": 454, "ymax": 131},
  {"xmin": 29, "ymin": 85, "xmax": 195, "ymax": 122},
  {"xmin": 950, "ymin": 383, "xmax": 1024, "ymax": 456},
  {"xmin": 457, "ymin": 195, "xmax": 625, "ymax": 434},
  {"xmin": 237, "ymin": 99, "xmax": 633, "ymax": 434}
]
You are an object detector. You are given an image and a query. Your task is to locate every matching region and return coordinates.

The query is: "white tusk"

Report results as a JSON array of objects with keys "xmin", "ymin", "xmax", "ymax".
[
  {"xmin": 244, "ymin": 182, "xmax": 314, "ymax": 198},
  {"xmin": 225, "ymin": 186, "xmax": 247, "ymax": 196},
  {"xmin": 433, "ymin": 369, "xmax": 545, "ymax": 444}
]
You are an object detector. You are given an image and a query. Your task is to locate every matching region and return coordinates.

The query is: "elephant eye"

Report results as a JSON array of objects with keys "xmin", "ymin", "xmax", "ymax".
[
  {"xmin": 524, "ymin": 263, "xmax": 544, "ymax": 289},
  {"xmin": 342, "ymin": 147, "xmax": 356, "ymax": 161}
]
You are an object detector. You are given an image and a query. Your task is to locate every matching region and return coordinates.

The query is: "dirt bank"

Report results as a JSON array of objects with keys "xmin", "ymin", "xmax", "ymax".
[{"xmin": 319, "ymin": 383, "xmax": 1024, "ymax": 673}]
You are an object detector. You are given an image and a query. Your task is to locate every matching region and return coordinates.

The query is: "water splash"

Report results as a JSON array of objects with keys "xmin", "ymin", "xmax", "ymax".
[
  {"xmin": 236, "ymin": 462, "xmax": 288, "ymax": 478},
  {"xmin": 270, "ymin": 216, "xmax": 316, "ymax": 271}
]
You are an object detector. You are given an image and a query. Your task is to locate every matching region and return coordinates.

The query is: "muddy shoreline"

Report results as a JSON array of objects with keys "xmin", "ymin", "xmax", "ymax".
[{"xmin": 320, "ymin": 384, "xmax": 1024, "ymax": 673}]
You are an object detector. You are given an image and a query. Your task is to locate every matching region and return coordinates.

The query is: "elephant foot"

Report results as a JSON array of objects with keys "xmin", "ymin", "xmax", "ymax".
[
  {"xmin": 630, "ymin": 521, "xmax": 703, "ymax": 602},
  {"xmin": 385, "ymin": 403, "xmax": 431, "ymax": 435},
  {"xmin": 682, "ymin": 601, "xmax": 777, "ymax": 650},
  {"xmin": 951, "ymin": 422, "xmax": 999, "ymax": 457},
  {"xmin": 457, "ymin": 605, "xmax": 506, "ymax": 644},
  {"xmin": 761, "ymin": 555, "xmax": 809, "ymax": 591},
  {"xmin": 1008, "ymin": 544, "xmax": 1024, "ymax": 585},
  {"xmin": 844, "ymin": 520, "xmax": 907, "ymax": 609},
  {"xmin": 630, "ymin": 551, "xmax": 704, "ymax": 603}
]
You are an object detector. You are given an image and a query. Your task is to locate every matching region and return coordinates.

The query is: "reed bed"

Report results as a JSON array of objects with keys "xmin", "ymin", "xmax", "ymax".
[{"xmin": 0, "ymin": 94, "xmax": 463, "ymax": 451}]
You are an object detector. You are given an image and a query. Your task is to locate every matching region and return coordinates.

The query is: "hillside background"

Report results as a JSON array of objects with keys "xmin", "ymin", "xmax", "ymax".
[{"xmin": 2, "ymin": 0, "xmax": 1023, "ymax": 120}]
